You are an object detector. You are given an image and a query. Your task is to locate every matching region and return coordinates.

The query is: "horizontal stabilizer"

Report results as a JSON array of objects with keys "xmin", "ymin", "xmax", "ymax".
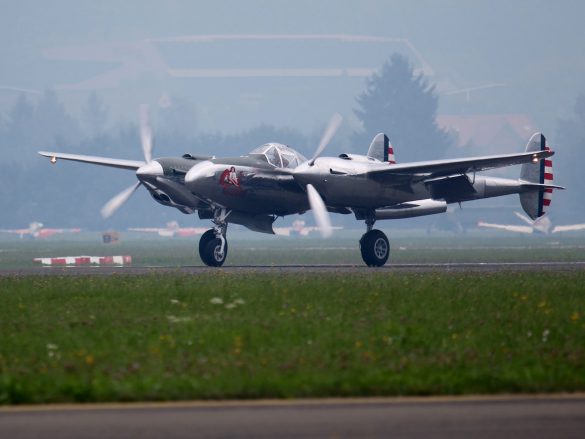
[
  {"xmin": 477, "ymin": 220, "xmax": 534, "ymax": 234},
  {"xmin": 553, "ymin": 224, "xmax": 585, "ymax": 233},
  {"xmin": 520, "ymin": 182, "xmax": 565, "ymax": 190}
]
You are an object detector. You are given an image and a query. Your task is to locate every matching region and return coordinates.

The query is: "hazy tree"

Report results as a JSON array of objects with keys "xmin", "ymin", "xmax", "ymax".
[
  {"xmin": 82, "ymin": 92, "xmax": 108, "ymax": 136},
  {"xmin": 556, "ymin": 93, "xmax": 585, "ymax": 217},
  {"xmin": 160, "ymin": 123, "xmax": 309, "ymax": 159},
  {"xmin": 225, "ymin": 124, "xmax": 309, "ymax": 156},
  {"xmin": 352, "ymin": 54, "xmax": 452, "ymax": 162},
  {"xmin": 7, "ymin": 93, "xmax": 34, "ymax": 130},
  {"xmin": 33, "ymin": 89, "xmax": 82, "ymax": 151},
  {"xmin": 158, "ymin": 96, "xmax": 198, "ymax": 140},
  {"xmin": 1, "ymin": 93, "xmax": 35, "ymax": 162}
]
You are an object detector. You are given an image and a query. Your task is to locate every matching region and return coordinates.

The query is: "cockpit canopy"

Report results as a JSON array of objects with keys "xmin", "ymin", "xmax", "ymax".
[{"xmin": 249, "ymin": 143, "xmax": 307, "ymax": 169}]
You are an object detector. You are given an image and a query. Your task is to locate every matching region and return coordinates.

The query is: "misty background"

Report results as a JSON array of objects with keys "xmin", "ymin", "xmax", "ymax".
[{"xmin": 1, "ymin": 0, "xmax": 584, "ymax": 231}]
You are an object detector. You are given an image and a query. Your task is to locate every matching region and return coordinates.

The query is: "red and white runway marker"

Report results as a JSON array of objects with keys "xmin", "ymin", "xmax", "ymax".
[{"xmin": 33, "ymin": 256, "xmax": 132, "ymax": 266}]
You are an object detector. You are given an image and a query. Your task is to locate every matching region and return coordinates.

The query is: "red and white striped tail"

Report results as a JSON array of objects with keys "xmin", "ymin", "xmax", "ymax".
[
  {"xmin": 33, "ymin": 255, "xmax": 132, "ymax": 266},
  {"xmin": 387, "ymin": 142, "xmax": 396, "ymax": 165},
  {"xmin": 519, "ymin": 133, "xmax": 560, "ymax": 220},
  {"xmin": 542, "ymin": 144, "xmax": 553, "ymax": 214}
]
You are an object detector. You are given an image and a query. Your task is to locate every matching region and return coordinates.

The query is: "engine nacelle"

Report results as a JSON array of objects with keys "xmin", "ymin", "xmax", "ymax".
[{"xmin": 375, "ymin": 199, "xmax": 447, "ymax": 220}]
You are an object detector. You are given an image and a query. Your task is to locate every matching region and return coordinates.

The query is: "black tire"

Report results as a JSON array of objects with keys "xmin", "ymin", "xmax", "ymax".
[
  {"xmin": 359, "ymin": 229, "xmax": 390, "ymax": 267},
  {"xmin": 203, "ymin": 237, "xmax": 228, "ymax": 267},
  {"xmin": 198, "ymin": 229, "xmax": 216, "ymax": 265}
]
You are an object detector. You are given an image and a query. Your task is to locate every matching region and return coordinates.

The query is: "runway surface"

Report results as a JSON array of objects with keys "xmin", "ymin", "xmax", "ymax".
[
  {"xmin": 2, "ymin": 395, "xmax": 584, "ymax": 438},
  {"xmin": 1, "ymin": 261, "xmax": 585, "ymax": 276}
]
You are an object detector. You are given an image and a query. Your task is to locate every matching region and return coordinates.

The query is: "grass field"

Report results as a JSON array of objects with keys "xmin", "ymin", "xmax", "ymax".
[{"xmin": 1, "ymin": 271, "xmax": 584, "ymax": 404}]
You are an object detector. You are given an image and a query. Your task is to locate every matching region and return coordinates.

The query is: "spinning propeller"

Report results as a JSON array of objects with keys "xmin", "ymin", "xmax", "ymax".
[
  {"xmin": 101, "ymin": 105, "xmax": 159, "ymax": 218},
  {"xmin": 306, "ymin": 183, "xmax": 333, "ymax": 238},
  {"xmin": 308, "ymin": 113, "xmax": 342, "ymax": 166},
  {"xmin": 294, "ymin": 113, "xmax": 342, "ymax": 238}
]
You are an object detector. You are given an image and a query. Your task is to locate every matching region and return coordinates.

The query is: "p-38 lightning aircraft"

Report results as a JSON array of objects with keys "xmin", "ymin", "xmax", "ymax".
[
  {"xmin": 39, "ymin": 111, "xmax": 563, "ymax": 267},
  {"xmin": 128, "ymin": 220, "xmax": 207, "ymax": 238}
]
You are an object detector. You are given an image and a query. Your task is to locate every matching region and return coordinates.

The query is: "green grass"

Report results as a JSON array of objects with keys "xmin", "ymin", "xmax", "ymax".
[{"xmin": 1, "ymin": 272, "xmax": 584, "ymax": 404}]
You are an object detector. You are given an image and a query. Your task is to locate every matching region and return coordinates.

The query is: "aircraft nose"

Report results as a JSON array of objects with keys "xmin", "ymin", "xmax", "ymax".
[{"xmin": 136, "ymin": 160, "xmax": 163, "ymax": 177}]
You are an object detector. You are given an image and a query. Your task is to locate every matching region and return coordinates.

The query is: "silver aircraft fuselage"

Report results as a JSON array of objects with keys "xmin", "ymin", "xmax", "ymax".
[{"xmin": 151, "ymin": 155, "xmax": 309, "ymax": 216}]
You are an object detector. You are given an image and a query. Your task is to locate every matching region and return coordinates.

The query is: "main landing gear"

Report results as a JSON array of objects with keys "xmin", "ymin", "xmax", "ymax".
[
  {"xmin": 199, "ymin": 209, "xmax": 229, "ymax": 267},
  {"xmin": 359, "ymin": 216, "xmax": 390, "ymax": 267}
]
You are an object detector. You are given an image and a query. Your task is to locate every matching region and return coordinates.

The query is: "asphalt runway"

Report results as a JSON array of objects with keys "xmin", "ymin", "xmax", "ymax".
[
  {"xmin": 1, "ymin": 395, "xmax": 584, "ymax": 439},
  {"xmin": 1, "ymin": 261, "xmax": 585, "ymax": 277}
]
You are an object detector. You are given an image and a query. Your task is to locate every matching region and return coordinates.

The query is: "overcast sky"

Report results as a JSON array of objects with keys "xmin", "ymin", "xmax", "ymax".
[
  {"xmin": 1, "ymin": 0, "xmax": 584, "ymax": 227},
  {"xmin": 1, "ymin": 0, "xmax": 584, "ymax": 132}
]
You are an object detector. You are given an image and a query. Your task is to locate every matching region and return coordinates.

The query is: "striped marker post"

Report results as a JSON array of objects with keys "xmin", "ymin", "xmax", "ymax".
[{"xmin": 33, "ymin": 256, "xmax": 132, "ymax": 266}]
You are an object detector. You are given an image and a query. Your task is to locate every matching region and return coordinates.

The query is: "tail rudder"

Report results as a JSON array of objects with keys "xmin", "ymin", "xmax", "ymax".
[
  {"xmin": 367, "ymin": 133, "xmax": 396, "ymax": 164},
  {"xmin": 519, "ymin": 133, "xmax": 556, "ymax": 220}
]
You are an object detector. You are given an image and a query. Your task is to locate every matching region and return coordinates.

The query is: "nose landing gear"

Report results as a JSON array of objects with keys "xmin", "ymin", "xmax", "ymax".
[{"xmin": 199, "ymin": 209, "xmax": 229, "ymax": 267}]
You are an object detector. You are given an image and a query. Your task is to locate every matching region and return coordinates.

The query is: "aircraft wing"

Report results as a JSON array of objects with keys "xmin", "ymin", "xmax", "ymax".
[
  {"xmin": 552, "ymin": 224, "xmax": 585, "ymax": 233},
  {"xmin": 365, "ymin": 150, "xmax": 554, "ymax": 184},
  {"xmin": 45, "ymin": 228, "xmax": 81, "ymax": 233},
  {"xmin": 39, "ymin": 151, "xmax": 145, "ymax": 171},
  {"xmin": 0, "ymin": 229, "xmax": 28, "ymax": 235},
  {"xmin": 128, "ymin": 228, "xmax": 163, "ymax": 233},
  {"xmin": 477, "ymin": 221, "xmax": 533, "ymax": 234},
  {"xmin": 175, "ymin": 228, "xmax": 208, "ymax": 237},
  {"xmin": 128, "ymin": 227, "xmax": 206, "ymax": 236}
]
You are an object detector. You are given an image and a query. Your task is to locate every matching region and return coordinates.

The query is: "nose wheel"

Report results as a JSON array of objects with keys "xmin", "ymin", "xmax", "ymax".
[
  {"xmin": 359, "ymin": 229, "xmax": 390, "ymax": 267},
  {"xmin": 199, "ymin": 209, "xmax": 230, "ymax": 267},
  {"xmin": 199, "ymin": 229, "xmax": 228, "ymax": 266},
  {"xmin": 199, "ymin": 229, "xmax": 228, "ymax": 267}
]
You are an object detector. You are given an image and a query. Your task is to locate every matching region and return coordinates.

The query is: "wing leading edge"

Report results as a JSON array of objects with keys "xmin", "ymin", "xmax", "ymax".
[{"xmin": 38, "ymin": 151, "xmax": 145, "ymax": 171}]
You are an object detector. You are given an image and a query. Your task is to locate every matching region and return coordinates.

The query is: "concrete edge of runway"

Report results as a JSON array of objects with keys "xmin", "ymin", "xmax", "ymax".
[
  {"xmin": 2, "ymin": 260, "xmax": 585, "ymax": 277},
  {"xmin": 2, "ymin": 393, "xmax": 585, "ymax": 413}
]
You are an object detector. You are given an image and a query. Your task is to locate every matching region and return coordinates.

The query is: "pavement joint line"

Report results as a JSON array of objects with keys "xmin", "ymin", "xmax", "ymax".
[{"xmin": 2, "ymin": 393, "xmax": 585, "ymax": 413}]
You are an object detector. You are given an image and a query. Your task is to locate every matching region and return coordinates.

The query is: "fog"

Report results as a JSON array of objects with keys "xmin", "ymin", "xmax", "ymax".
[{"xmin": 1, "ymin": 0, "xmax": 584, "ymax": 230}]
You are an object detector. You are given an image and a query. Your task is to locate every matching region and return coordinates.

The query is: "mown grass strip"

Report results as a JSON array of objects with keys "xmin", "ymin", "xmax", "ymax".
[{"xmin": 1, "ymin": 272, "xmax": 584, "ymax": 404}]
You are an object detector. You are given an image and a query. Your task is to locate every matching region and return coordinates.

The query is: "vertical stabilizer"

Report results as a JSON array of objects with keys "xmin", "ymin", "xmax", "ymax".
[
  {"xmin": 520, "ymin": 133, "xmax": 554, "ymax": 219},
  {"xmin": 367, "ymin": 133, "xmax": 396, "ymax": 164}
]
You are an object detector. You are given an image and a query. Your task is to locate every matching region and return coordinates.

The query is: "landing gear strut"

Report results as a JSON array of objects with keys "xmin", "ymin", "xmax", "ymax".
[
  {"xmin": 359, "ymin": 214, "xmax": 390, "ymax": 267},
  {"xmin": 199, "ymin": 209, "xmax": 229, "ymax": 267}
]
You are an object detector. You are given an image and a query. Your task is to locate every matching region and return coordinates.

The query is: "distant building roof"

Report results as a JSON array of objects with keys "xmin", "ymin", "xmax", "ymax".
[{"xmin": 437, "ymin": 114, "xmax": 537, "ymax": 153}]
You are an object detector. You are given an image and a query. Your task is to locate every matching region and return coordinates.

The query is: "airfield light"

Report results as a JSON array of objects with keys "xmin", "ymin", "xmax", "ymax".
[{"xmin": 50, "ymin": 156, "xmax": 57, "ymax": 164}]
